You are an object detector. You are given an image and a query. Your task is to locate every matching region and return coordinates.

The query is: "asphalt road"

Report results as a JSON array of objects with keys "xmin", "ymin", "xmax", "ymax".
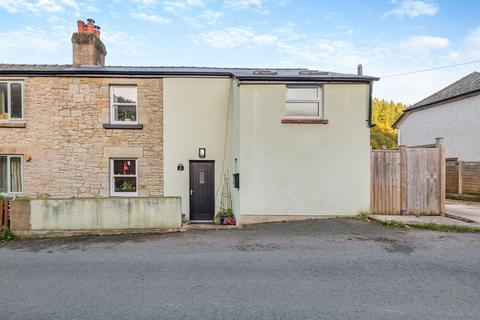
[{"xmin": 1, "ymin": 219, "xmax": 479, "ymax": 320}]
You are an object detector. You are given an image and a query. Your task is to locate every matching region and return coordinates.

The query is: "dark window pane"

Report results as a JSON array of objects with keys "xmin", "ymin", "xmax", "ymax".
[
  {"xmin": 0, "ymin": 156, "xmax": 7, "ymax": 193},
  {"xmin": 112, "ymin": 87, "xmax": 137, "ymax": 104},
  {"xmin": 113, "ymin": 159, "xmax": 136, "ymax": 175},
  {"xmin": 10, "ymin": 83, "xmax": 22, "ymax": 119},
  {"xmin": 114, "ymin": 177, "xmax": 137, "ymax": 193},
  {"xmin": 115, "ymin": 105, "xmax": 137, "ymax": 122},
  {"xmin": 0, "ymin": 83, "xmax": 7, "ymax": 116},
  {"xmin": 10, "ymin": 157, "xmax": 22, "ymax": 193}
]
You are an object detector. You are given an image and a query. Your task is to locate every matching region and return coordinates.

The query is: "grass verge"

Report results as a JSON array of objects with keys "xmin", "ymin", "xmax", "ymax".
[{"xmin": 375, "ymin": 219, "xmax": 480, "ymax": 233}]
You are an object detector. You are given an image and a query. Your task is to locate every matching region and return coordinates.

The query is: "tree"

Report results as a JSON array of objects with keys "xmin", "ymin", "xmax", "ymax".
[{"xmin": 370, "ymin": 98, "xmax": 406, "ymax": 149}]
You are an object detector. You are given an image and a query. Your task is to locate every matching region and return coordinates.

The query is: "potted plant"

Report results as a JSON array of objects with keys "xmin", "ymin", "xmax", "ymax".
[
  {"xmin": 118, "ymin": 111, "xmax": 135, "ymax": 122},
  {"xmin": 215, "ymin": 208, "xmax": 236, "ymax": 225},
  {"xmin": 118, "ymin": 181, "xmax": 134, "ymax": 192}
]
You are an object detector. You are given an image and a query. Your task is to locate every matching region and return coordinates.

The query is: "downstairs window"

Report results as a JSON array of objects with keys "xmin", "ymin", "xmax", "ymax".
[
  {"xmin": 110, "ymin": 159, "xmax": 138, "ymax": 196},
  {"xmin": 0, "ymin": 155, "xmax": 23, "ymax": 195}
]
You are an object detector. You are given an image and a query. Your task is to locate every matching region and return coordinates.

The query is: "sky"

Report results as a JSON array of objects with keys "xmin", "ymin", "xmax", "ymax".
[{"xmin": 1, "ymin": 0, "xmax": 480, "ymax": 104}]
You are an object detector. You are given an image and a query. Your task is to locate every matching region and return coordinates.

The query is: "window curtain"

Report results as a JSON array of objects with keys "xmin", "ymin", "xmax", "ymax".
[
  {"xmin": 0, "ymin": 83, "xmax": 7, "ymax": 115},
  {"xmin": 0, "ymin": 157, "xmax": 6, "ymax": 193},
  {"xmin": 10, "ymin": 157, "xmax": 22, "ymax": 193}
]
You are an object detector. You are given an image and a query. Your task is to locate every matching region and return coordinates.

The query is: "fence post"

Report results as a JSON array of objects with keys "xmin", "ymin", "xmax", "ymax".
[
  {"xmin": 436, "ymin": 138, "xmax": 446, "ymax": 213},
  {"xmin": 458, "ymin": 161, "xmax": 463, "ymax": 195},
  {"xmin": 399, "ymin": 145, "xmax": 407, "ymax": 215}
]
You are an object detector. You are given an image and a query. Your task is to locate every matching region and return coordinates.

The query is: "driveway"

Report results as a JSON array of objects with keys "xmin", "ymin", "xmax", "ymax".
[
  {"xmin": 1, "ymin": 219, "xmax": 480, "ymax": 320},
  {"xmin": 446, "ymin": 199, "xmax": 480, "ymax": 223}
]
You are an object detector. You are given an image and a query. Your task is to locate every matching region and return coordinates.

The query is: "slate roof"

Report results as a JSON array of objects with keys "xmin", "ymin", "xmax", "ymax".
[
  {"xmin": 0, "ymin": 64, "xmax": 378, "ymax": 82},
  {"xmin": 393, "ymin": 71, "xmax": 480, "ymax": 128},
  {"xmin": 408, "ymin": 71, "xmax": 480, "ymax": 110}
]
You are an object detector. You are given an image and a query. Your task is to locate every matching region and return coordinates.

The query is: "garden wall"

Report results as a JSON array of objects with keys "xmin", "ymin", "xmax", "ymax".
[{"xmin": 10, "ymin": 197, "xmax": 182, "ymax": 236}]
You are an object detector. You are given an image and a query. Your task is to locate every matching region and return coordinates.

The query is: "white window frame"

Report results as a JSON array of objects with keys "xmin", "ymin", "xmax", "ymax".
[
  {"xmin": 110, "ymin": 85, "xmax": 138, "ymax": 125},
  {"xmin": 110, "ymin": 158, "xmax": 138, "ymax": 197},
  {"xmin": 0, "ymin": 155, "xmax": 24, "ymax": 196},
  {"xmin": 285, "ymin": 85, "xmax": 323, "ymax": 119},
  {"xmin": 0, "ymin": 81, "xmax": 24, "ymax": 121}
]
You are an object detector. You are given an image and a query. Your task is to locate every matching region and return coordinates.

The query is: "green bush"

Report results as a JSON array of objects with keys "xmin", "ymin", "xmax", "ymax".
[{"xmin": 0, "ymin": 227, "xmax": 13, "ymax": 241}]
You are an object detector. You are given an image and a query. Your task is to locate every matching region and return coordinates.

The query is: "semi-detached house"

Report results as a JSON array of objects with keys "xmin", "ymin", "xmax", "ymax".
[{"xmin": 0, "ymin": 20, "xmax": 378, "ymax": 229}]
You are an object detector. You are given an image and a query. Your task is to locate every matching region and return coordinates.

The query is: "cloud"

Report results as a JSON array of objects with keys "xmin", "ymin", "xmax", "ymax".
[
  {"xmin": 0, "ymin": 26, "xmax": 66, "ymax": 63},
  {"xmin": 0, "ymin": 0, "xmax": 78, "ymax": 13},
  {"xmin": 223, "ymin": 0, "xmax": 263, "ymax": 9},
  {"xmin": 130, "ymin": 12, "xmax": 170, "ymax": 24},
  {"xmin": 201, "ymin": 10, "xmax": 223, "ymax": 24},
  {"xmin": 164, "ymin": 0, "xmax": 205, "ymax": 13},
  {"xmin": 466, "ymin": 27, "xmax": 480, "ymax": 47},
  {"xmin": 199, "ymin": 27, "xmax": 278, "ymax": 48},
  {"xmin": 400, "ymin": 35, "xmax": 449, "ymax": 50},
  {"xmin": 385, "ymin": 0, "xmax": 438, "ymax": 18}
]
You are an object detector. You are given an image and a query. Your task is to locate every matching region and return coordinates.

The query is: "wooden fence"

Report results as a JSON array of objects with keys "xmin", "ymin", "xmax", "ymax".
[
  {"xmin": 446, "ymin": 160, "xmax": 480, "ymax": 198},
  {"xmin": 0, "ymin": 200, "xmax": 11, "ymax": 228},
  {"xmin": 371, "ymin": 138, "xmax": 445, "ymax": 215}
]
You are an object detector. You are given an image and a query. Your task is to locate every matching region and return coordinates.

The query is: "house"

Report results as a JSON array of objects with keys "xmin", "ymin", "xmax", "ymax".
[
  {"xmin": 0, "ymin": 19, "xmax": 378, "ymax": 228},
  {"xmin": 393, "ymin": 72, "xmax": 480, "ymax": 161}
]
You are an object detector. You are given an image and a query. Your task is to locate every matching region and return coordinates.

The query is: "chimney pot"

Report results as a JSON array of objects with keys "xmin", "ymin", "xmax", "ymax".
[
  {"xmin": 72, "ymin": 18, "xmax": 106, "ymax": 66},
  {"xmin": 77, "ymin": 20, "xmax": 86, "ymax": 33},
  {"xmin": 357, "ymin": 64, "xmax": 363, "ymax": 76},
  {"xmin": 86, "ymin": 20, "xmax": 94, "ymax": 34}
]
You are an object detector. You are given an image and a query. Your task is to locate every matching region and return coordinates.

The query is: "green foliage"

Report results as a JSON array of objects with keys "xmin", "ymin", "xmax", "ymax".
[
  {"xmin": 371, "ymin": 98, "xmax": 406, "ymax": 150},
  {"xmin": 118, "ymin": 181, "xmax": 134, "ymax": 192},
  {"xmin": 376, "ymin": 219, "xmax": 407, "ymax": 229},
  {"xmin": 357, "ymin": 211, "xmax": 370, "ymax": 221},
  {"xmin": 0, "ymin": 227, "xmax": 14, "ymax": 241},
  {"xmin": 413, "ymin": 223, "xmax": 480, "ymax": 233},
  {"xmin": 215, "ymin": 208, "xmax": 235, "ymax": 224}
]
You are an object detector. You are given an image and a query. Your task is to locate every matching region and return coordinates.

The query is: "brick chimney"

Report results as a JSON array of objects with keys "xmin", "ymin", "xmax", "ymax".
[{"xmin": 71, "ymin": 19, "xmax": 107, "ymax": 66}]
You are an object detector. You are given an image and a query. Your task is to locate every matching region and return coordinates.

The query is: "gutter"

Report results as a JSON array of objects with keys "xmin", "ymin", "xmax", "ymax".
[{"xmin": 0, "ymin": 69, "xmax": 380, "ymax": 83}]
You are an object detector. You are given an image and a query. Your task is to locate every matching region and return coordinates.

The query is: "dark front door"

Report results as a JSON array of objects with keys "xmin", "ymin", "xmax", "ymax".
[{"xmin": 190, "ymin": 161, "xmax": 215, "ymax": 221}]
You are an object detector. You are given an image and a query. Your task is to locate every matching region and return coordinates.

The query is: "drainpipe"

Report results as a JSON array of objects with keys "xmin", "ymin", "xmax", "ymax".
[{"xmin": 367, "ymin": 81, "xmax": 376, "ymax": 128}]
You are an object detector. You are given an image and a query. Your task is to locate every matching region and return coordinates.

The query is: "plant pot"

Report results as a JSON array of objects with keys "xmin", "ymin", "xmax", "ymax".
[
  {"xmin": 224, "ymin": 217, "xmax": 236, "ymax": 225},
  {"xmin": 220, "ymin": 217, "xmax": 225, "ymax": 225}
]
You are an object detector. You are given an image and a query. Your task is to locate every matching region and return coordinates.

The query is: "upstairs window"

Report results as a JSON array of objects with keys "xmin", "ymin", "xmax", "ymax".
[
  {"xmin": 285, "ymin": 86, "xmax": 323, "ymax": 118},
  {"xmin": 110, "ymin": 159, "xmax": 138, "ymax": 196},
  {"xmin": 0, "ymin": 155, "xmax": 23, "ymax": 195},
  {"xmin": 110, "ymin": 86, "xmax": 138, "ymax": 124},
  {"xmin": 0, "ymin": 82, "xmax": 23, "ymax": 121}
]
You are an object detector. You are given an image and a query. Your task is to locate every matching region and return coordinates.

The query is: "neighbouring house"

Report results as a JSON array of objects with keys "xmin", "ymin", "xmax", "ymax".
[
  {"xmin": 393, "ymin": 71, "xmax": 480, "ymax": 161},
  {"xmin": 0, "ymin": 19, "xmax": 378, "ymax": 229}
]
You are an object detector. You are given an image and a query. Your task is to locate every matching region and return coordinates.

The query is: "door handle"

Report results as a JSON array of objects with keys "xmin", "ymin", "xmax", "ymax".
[{"xmin": 190, "ymin": 189, "xmax": 194, "ymax": 196}]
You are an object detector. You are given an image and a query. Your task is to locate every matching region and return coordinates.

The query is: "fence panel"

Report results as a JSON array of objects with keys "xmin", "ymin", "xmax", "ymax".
[{"xmin": 371, "ymin": 138, "xmax": 445, "ymax": 215}]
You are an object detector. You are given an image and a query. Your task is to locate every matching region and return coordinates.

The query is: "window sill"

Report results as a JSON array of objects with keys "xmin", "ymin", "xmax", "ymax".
[
  {"xmin": 281, "ymin": 118, "xmax": 328, "ymax": 124},
  {"xmin": 0, "ymin": 121, "xmax": 26, "ymax": 128},
  {"xmin": 103, "ymin": 124, "xmax": 144, "ymax": 130}
]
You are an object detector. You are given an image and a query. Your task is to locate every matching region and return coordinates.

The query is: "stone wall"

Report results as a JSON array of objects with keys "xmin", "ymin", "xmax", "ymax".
[{"xmin": 0, "ymin": 77, "xmax": 163, "ymax": 198}]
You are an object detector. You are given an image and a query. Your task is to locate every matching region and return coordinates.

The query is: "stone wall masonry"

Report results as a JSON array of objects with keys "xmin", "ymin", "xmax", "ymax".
[{"xmin": 0, "ymin": 77, "xmax": 163, "ymax": 198}]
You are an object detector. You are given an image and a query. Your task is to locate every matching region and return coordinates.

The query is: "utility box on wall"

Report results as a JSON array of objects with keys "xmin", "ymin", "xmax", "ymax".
[{"xmin": 233, "ymin": 173, "xmax": 240, "ymax": 189}]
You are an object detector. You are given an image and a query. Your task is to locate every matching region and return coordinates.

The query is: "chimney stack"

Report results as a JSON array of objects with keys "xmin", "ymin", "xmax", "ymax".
[
  {"xmin": 71, "ymin": 18, "xmax": 107, "ymax": 66},
  {"xmin": 357, "ymin": 64, "xmax": 363, "ymax": 76}
]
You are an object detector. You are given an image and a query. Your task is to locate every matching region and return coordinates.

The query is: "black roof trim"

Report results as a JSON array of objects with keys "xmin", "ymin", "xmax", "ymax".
[{"xmin": 0, "ymin": 64, "xmax": 380, "ymax": 81}]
